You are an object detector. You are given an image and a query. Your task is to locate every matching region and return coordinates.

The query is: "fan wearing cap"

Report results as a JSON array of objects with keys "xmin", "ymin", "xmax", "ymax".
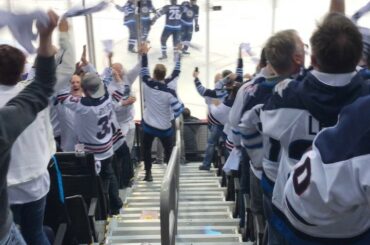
[{"xmin": 60, "ymin": 72, "xmax": 123, "ymax": 215}]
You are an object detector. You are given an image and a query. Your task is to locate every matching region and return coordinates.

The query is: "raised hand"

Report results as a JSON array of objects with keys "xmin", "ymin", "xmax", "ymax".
[
  {"xmin": 37, "ymin": 10, "xmax": 59, "ymax": 57},
  {"xmin": 81, "ymin": 45, "xmax": 88, "ymax": 65},
  {"xmin": 139, "ymin": 42, "xmax": 151, "ymax": 54},
  {"xmin": 58, "ymin": 18, "xmax": 68, "ymax": 32}
]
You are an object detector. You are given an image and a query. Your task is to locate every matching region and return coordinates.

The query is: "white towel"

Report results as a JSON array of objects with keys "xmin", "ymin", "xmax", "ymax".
[
  {"xmin": 63, "ymin": 1, "xmax": 110, "ymax": 18},
  {"xmin": 102, "ymin": 39, "xmax": 113, "ymax": 54},
  {"xmin": 223, "ymin": 147, "xmax": 241, "ymax": 174},
  {"xmin": 0, "ymin": 10, "xmax": 49, "ymax": 54}
]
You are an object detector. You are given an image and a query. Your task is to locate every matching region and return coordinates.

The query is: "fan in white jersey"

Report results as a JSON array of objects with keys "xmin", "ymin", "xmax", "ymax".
[
  {"xmin": 139, "ymin": 42, "xmax": 184, "ymax": 182},
  {"xmin": 282, "ymin": 95, "xmax": 370, "ymax": 244},
  {"xmin": 55, "ymin": 74, "xmax": 83, "ymax": 151},
  {"xmin": 106, "ymin": 59, "xmax": 139, "ymax": 149},
  {"xmin": 60, "ymin": 72, "xmax": 123, "ymax": 214},
  {"xmin": 260, "ymin": 12, "xmax": 369, "ymax": 245},
  {"xmin": 104, "ymin": 52, "xmax": 140, "ymax": 187}
]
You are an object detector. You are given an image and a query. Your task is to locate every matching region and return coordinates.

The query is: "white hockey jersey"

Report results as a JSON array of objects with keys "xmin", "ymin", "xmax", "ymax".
[
  {"xmin": 61, "ymin": 89, "xmax": 123, "ymax": 160},
  {"xmin": 55, "ymin": 91, "xmax": 78, "ymax": 152},
  {"xmin": 106, "ymin": 62, "xmax": 140, "ymax": 124},
  {"xmin": 141, "ymin": 54, "xmax": 184, "ymax": 134},
  {"xmin": 282, "ymin": 95, "xmax": 370, "ymax": 243},
  {"xmin": 260, "ymin": 70, "xmax": 370, "ymax": 216}
]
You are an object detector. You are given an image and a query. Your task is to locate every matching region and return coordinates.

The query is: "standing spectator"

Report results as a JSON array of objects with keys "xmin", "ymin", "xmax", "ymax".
[
  {"xmin": 0, "ymin": 10, "xmax": 58, "ymax": 245},
  {"xmin": 60, "ymin": 73, "xmax": 123, "ymax": 215},
  {"xmin": 105, "ymin": 53, "xmax": 140, "ymax": 187},
  {"xmin": 182, "ymin": 108, "xmax": 200, "ymax": 161},
  {"xmin": 139, "ymin": 42, "xmax": 184, "ymax": 181},
  {"xmin": 195, "ymin": 57, "xmax": 243, "ymax": 171},
  {"xmin": 239, "ymin": 29, "xmax": 306, "ymax": 244},
  {"xmin": 282, "ymin": 95, "xmax": 370, "ymax": 245},
  {"xmin": 260, "ymin": 12, "xmax": 368, "ymax": 244},
  {"xmin": 54, "ymin": 74, "xmax": 83, "ymax": 152},
  {"xmin": 180, "ymin": 0, "xmax": 199, "ymax": 55}
]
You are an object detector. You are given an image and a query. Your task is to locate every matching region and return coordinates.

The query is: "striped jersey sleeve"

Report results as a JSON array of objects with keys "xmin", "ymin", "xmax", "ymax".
[
  {"xmin": 170, "ymin": 96, "xmax": 184, "ymax": 118},
  {"xmin": 235, "ymin": 58, "xmax": 243, "ymax": 83},
  {"xmin": 165, "ymin": 54, "xmax": 181, "ymax": 84},
  {"xmin": 140, "ymin": 54, "xmax": 151, "ymax": 84},
  {"xmin": 194, "ymin": 78, "xmax": 227, "ymax": 99}
]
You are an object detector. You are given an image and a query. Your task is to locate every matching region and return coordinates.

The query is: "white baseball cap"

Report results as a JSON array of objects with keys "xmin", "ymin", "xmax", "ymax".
[{"xmin": 81, "ymin": 72, "xmax": 105, "ymax": 99}]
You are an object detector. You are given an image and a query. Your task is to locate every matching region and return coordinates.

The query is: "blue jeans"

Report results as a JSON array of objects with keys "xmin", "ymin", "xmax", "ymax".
[
  {"xmin": 238, "ymin": 148, "xmax": 250, "ymax": 227},
  {"xmin": 263, "ymin": 195, "xmax": 289, "ymax": 245},
  {"xmin": 10, "ymin": 196, "xmax": 50, "ymax": 245},
  {"xmin": 202, "ymin": 124, "xmax": 224, "ymax": 168},
  {"xmin": 0, "ymin": 223, "xmax": 26, "ymax": 245}
]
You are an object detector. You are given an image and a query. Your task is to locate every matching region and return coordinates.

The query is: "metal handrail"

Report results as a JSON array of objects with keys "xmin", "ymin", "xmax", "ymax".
[{"xmin": 160, "ymin": 119, "xmax": 181, "ymax": 245}]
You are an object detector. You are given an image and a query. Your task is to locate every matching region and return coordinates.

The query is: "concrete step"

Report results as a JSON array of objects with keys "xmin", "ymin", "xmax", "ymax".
[
  {"xmin": 112, "ymin": 218, "xmax": 240, "ymax": 227},
  {"xmin": 126, "ymin": 201, "xmax": 235, "ymax": 208},
  {"xmin": 133, "ymin": 179, "xmax": 221, "ymax": 185},
  {"xmin": 121, "ymin": 206, "xmax": 231, "ymax": 214},
  {"xmin": 108, "ymin": 225, "xmax": 238, "ymax": 236},
  {"xmin": 134, "ymin": 182, "xmax": 221, "ymax": 188},
  {"xmin": 132, "ymin": 186, "xmax": 226, "ymax": 192},
  {"xmin": 106, "ymin": 234, "xmax": 243, "ymax": 244},
  {"xmin": 118, "ymin": 211, "xmax": 232, "ymax": 220},
  {"xmin": 126, "ymin": 195, "xmax": 224, "ymax": 202},
  {"xmin": 130, "ymin": 191, "xmax": 224, "ymax": 196}
]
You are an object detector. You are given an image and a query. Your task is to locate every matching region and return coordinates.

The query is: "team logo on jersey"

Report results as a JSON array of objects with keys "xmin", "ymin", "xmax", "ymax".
[
  {"xmin": 275, "ymin": 78, "xmax": 293, "ymax": 97},
  {"xmin": 142, "ymin": 6, "xmax": 149, "ymax": 14},
  {"xmin": 186, "ymin": 10, "xmax": 194, "ymax": 18}
]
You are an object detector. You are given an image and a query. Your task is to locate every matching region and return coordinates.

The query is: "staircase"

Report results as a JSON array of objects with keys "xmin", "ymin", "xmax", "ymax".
[{"xmin": 105, "ymin": 162, "xmax": 251, "ymax": 244}]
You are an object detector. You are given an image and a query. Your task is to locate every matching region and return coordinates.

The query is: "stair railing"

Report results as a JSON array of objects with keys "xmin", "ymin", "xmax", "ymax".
[{"xmin": 160, "ymin": 118, "xmax": 181, "ymax": 245}]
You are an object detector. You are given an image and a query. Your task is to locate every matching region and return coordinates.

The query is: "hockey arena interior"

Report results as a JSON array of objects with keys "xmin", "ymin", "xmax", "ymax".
[{"xmin": 0, "ymin": 0, "xmax": 369, "ymax": 244}]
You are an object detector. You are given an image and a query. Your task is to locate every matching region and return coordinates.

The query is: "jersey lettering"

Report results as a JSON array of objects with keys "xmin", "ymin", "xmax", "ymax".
[
  {"xmin": 169, "ymin": 9, "xmax": 181, "ymax": 20},
  {"xmin": 96, "ymin": 111, "xmax": 113, "ymax": 139},
  {"xmin": 292, "ymin": 157, "xmax": 311, "ymax": 195},
  {"xmin": 308, "ymin": 116, "xmax": 324, "ymax": 135}
]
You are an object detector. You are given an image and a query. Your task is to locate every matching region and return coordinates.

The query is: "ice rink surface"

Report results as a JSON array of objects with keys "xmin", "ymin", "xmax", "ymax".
[{"xmin": 0, "ymin": 0, "xmax": 369, "ymax": 118}]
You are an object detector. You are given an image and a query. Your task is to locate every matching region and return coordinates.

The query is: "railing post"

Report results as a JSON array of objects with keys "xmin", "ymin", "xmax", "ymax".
[{"xmin": 160, "ymin": 118, "xmax": 181, "ymax": 245}]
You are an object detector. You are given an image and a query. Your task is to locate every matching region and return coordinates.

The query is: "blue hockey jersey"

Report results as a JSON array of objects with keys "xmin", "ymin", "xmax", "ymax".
[{"xmin": 181, "ymin": 1, "xmax": 199, "ymax": 26}]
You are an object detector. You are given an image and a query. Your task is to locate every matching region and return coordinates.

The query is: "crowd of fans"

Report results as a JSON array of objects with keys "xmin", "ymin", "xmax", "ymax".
[{"xmin": 0, "ymin": 0, "xmax": 369, "ymax": 245}]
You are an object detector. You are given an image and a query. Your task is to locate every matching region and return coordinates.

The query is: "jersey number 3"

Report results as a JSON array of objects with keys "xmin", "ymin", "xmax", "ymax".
[{"xmin": 97, "ymin": 112, "xmax": 113, "ymax": 140}]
